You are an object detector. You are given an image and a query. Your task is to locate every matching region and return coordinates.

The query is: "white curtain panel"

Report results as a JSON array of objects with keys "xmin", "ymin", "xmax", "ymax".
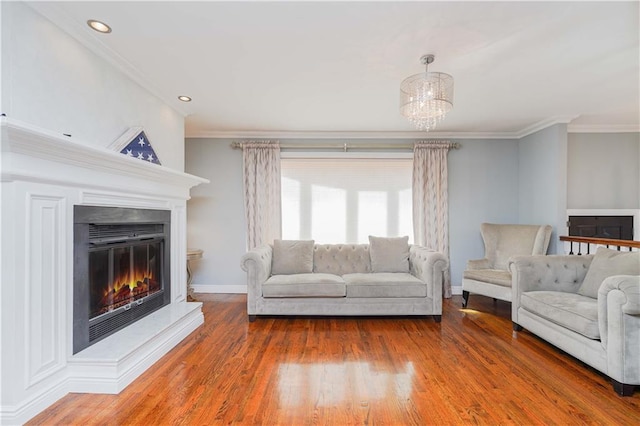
[
  {"xmin": 242, "ymin": 141, "xmax": 282, "ymax": 249},
  {"xmin": 413, "ymin": 141, "xmax": 455, "ymax": 298}
]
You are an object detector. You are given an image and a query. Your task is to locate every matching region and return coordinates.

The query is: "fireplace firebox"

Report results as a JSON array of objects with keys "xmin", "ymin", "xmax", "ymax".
[{"xmin": 73, "ymin": 206, "xmax": 171, "ymax": 354}]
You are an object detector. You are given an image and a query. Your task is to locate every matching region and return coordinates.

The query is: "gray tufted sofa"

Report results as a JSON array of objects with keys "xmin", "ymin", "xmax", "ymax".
[
  {"xmin": 510, "ymin": 249, "xmax": 640, "ymax": 396},
  {"xmin": 240, "ymin": 243, "xmax": 448, "ymax": 322}
]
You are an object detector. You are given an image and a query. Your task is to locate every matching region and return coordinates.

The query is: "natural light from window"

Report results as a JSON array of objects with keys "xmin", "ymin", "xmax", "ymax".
[{"xmin": 281, "ymin": 157, "xmax": 413, "ymax": 244}]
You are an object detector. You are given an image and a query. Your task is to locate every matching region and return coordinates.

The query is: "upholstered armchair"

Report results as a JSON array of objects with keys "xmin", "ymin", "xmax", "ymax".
[{"xmin": 462, "ymin": 223, "xmax": 552, "ymax": 308}]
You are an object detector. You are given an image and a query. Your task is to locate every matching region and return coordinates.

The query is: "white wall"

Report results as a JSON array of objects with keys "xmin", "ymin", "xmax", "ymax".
[
  {"xmin": 1, "ymin": 2, "xmax": 185, "ymax": 171},
  {"xmin": 1, "ymin": 4, "xmax": 194, "ymax": 423},
  {"xmin": 518, "ymin": 124, "xmax": 568, "ymax": 254},
  {"xmin": 568, "ymin": 132, "xmax": 640, "ymax": 209},
  {"xmin": 185, "ymin": 137, "xmax": 521, "ymax": 294}
]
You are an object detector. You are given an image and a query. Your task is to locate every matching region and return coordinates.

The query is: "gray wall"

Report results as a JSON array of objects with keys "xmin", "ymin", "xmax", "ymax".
[
  {"xmin": 518, "ymin": 124, "xmax": 568, "ymax": 254},
  {"xmin": 185, "ymin": 139, "xmax": 247, "ymax": 293},
  {"xmin": 448, "ymin": 139, "xmax": 519, "ymax": 287},
  {"xmin": 185, "ymin": 128, "xmax": 640, "ymax": 294},
  {"xmin": 185, "ymin": 137, "xmax": 520, "ymax": 293},
  {"xmin": 568, "ymin": 132, "xmax": 640, "ymax": 209}
]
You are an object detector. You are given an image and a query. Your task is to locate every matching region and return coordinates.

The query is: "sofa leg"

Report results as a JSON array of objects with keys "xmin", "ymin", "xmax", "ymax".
[
  {"xmin": 512, "ymin": 322, "xmax": 523, "ymax": 332},
  {"xmin": 612, "ymin": 380, "xmax": 635, "ymax": 396},
  {"xmin": 248, "ymin": 315, "xmax": 256, "ymax": 322},
  {"xmin": 462, "ymin": 291, "xmax": 469, "ymax": 308},
  {"xmin": 433, "ymin": 315, "xmax": 442, "ymax": 323}
]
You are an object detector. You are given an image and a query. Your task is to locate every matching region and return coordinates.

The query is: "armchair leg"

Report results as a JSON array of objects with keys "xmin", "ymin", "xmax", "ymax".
[
  {"xmin": 512, "ymin": 322, "xmax": 523, "ymax": 332},
  {"xmin": 433, "ymin": 315, "xmax": 442, "ymax": 323},
  {"xmin": 248, "ymin": 315, "xmax": 257, "ymax": 322},
  {"xmin": 612, "ymin": 380, "xmax": 635, "ymax": 396},
  {"xmin": 462, "ymin": 291, "xmax": 469, "ymax": 308}
]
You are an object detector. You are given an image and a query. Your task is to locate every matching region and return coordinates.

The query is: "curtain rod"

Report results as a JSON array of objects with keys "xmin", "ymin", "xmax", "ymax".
[{"xmin": 230, "ymin": 141, "xmax": 460, "ymax": 151}]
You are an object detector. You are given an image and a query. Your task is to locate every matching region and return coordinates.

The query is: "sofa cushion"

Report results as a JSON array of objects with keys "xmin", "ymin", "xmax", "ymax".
[
  {"xmin": 313, "ymin": 244, "xmax": 371, "ymax": 275},
  {"xmin": 521, "ymin": 291, "xmax": 600, "ymax": 339},
  {"xmin": 577, "ymin": 247, "xmax": 640, "ymax": 298},
  {"xmin": 343, "ymin": 273, "xmax": 426, "ymax": 298},
  {"xmin": 263, "ymin": 273, "xmax": 345, "ymax": 298},
  {"xmin": 462, "ymin": 269, "xmax": 511, "ymax": 287},
  {"xmin": 272, "ymin": 239, "xmax": 315, "ymax": 275},
  {"xmin": 369, "ymin": 236, "xmax": 410, "ymax": 273}
]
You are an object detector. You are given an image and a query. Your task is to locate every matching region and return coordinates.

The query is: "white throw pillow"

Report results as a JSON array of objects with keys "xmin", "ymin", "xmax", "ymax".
[
  {"xmin": 369, "ymin": 236, "xmax": 410, "ymax": 273},
  {"xmin": 578, "ymin": 247, "xmax": 640, "ymax": 298},
  {"xmin": 271, "ymin": 240, "xmax": 315, "ymax": 275}
]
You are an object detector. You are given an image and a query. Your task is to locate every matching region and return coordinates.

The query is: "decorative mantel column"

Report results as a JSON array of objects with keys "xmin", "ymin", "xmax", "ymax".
[{"xmin": 0, "ymin": 118, "xmax": 209, "ymax": 425}]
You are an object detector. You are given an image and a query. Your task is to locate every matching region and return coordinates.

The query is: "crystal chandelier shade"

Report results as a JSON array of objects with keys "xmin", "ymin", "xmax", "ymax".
[{"xmin": 400, "ymin": 54, "xmax": 454, "ymax": 131}]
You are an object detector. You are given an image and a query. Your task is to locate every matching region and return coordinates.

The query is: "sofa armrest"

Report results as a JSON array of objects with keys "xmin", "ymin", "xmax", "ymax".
[
  {"xmin": 466, "ymin": 258, "xmax": 492, "ymax": 270},
  {"xmin": 240, "ymin": 245, "xmax": 273, "ymax": 315},
  {"xmin": 600, "ymin": 275, "xmax": 640, "ymax": 315},
  {"xmin": 597, "ymin": 275, "xmax": 640, "ymax": 384},
  {"xmin": 409, "ymin": 245, "xmax": 448, "ymax": 301},
  {"xmin": 510, "ymin": 254, "xmax": 593, "ymax": 324}
]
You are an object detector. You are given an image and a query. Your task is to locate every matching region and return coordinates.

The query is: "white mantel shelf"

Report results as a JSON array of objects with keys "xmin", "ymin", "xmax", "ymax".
[
  {"xmin": 1, "ymin": 118, "xmax": 209, "ymax": 425},
  {"xmin": 1, "ymin": 117, "xmax": 208, "ymax": 199}
]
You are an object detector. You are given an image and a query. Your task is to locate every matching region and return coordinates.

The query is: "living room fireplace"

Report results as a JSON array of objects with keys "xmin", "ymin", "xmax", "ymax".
[{"xmin": 73, "ymin": 206, "xmax": 171, "ymax": 354}]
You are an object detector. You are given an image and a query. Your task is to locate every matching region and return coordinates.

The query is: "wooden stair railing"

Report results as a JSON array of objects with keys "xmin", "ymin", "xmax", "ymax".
[{"xmin": 559, "ymin": 235, "xmax": 640, "ymax": 255}]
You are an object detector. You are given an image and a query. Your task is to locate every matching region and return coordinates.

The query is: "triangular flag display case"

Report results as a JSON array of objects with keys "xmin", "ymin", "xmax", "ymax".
[{"xmin": 110, "ymin": 127, "xmax": 161, "ymax": 165}]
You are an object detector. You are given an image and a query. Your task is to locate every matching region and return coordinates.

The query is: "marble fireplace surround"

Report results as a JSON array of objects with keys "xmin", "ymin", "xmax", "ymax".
[{"xmin": 1, "ymin": 118, "xmax": 209, "ymax": 425}]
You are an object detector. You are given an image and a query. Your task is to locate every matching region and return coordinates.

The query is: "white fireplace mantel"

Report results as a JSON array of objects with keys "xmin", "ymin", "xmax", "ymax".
[
  {"xmin": 1, "ymin": 118, "xmax": 209, "ymax": 425},
  {"xmin": 1, "ymin": 118, "xmax": 207, "ymax": 200}
]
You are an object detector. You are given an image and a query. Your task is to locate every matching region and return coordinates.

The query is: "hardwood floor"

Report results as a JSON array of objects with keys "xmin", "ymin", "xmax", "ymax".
[{"xmin": 29, "ymin": 294, "xmax": 640, "ymax": 425}]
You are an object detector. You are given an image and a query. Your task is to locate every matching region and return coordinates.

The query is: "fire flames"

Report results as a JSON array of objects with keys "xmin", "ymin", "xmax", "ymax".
[{"xmin": 96, "ymin": 267, "xmax": 161, "ymax": 316}]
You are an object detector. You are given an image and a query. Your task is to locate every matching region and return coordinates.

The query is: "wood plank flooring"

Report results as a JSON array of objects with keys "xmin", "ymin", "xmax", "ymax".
[{"xmin": 29, "ymin": 294, "xmax": 640, "ymax": 425}]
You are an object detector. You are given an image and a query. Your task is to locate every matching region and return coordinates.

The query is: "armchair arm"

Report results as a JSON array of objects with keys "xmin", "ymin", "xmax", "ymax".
[
  {"xmin": 409, "ymin": 245, "xmax": 448, "ymax": 303},
  {"xmin": 466, "ymin": 258, "xmax": 492, "ymax": 270},
  {"xmin": 240, "ymin": 245, "xmax": 273, "ymax": 315},
  {"xmin": 597, "ymin": 275, "xmax": 640, "ymax": 385}
]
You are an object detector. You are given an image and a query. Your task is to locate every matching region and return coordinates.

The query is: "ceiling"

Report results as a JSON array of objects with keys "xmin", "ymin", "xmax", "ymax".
[{"xmin": 29, "ymin": 1, "xmax": 640, "ymax": 138}]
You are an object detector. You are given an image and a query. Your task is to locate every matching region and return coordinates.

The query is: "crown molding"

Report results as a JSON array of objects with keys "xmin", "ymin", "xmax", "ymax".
[
  {"xmin": 513, "ymin": 116, "xmax": 579, "ymax": 139},
  {"xmin": 185, "ymin": 129, "xmax": 521, "ymax": 140},
  {"xmin": 26, "ymin": 2, "xmax": 189, "ymax": 118},
  {"xmin": 185, "ymin": 117, "xmax": 580, "ymax": 140},
  {"xmin": 567, "ymin": 124, "xmax": 640, "ymax": 133},
  {"xmin": 188, "ymin": 117, "xmax": 640, "ymax": 140}
]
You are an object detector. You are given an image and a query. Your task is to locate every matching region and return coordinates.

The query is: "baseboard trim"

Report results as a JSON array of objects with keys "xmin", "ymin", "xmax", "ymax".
[{"xmin": 192, "ymin": 284, "xmax": 247, "ymax": 294}]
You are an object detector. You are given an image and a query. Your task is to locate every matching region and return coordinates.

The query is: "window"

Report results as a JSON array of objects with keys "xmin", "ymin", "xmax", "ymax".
[{"xmin": 281, "ymin": 155, "xmax": 413, "ymax": 243}]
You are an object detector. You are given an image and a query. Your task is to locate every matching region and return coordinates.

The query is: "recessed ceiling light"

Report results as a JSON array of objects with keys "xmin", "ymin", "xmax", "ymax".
[
  {"xmin": 87, "ymin": 20, "xmax": 112, "ymax": 34},
  {"xmin": 178, "ymin": 96, "xmax": 192, "ymax": 102}
]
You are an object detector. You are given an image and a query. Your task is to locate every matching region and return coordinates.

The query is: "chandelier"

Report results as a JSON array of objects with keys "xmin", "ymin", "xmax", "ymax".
[{"xmin": 400, "ymin": 54, "xmax": 454, "ymax": 131}]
